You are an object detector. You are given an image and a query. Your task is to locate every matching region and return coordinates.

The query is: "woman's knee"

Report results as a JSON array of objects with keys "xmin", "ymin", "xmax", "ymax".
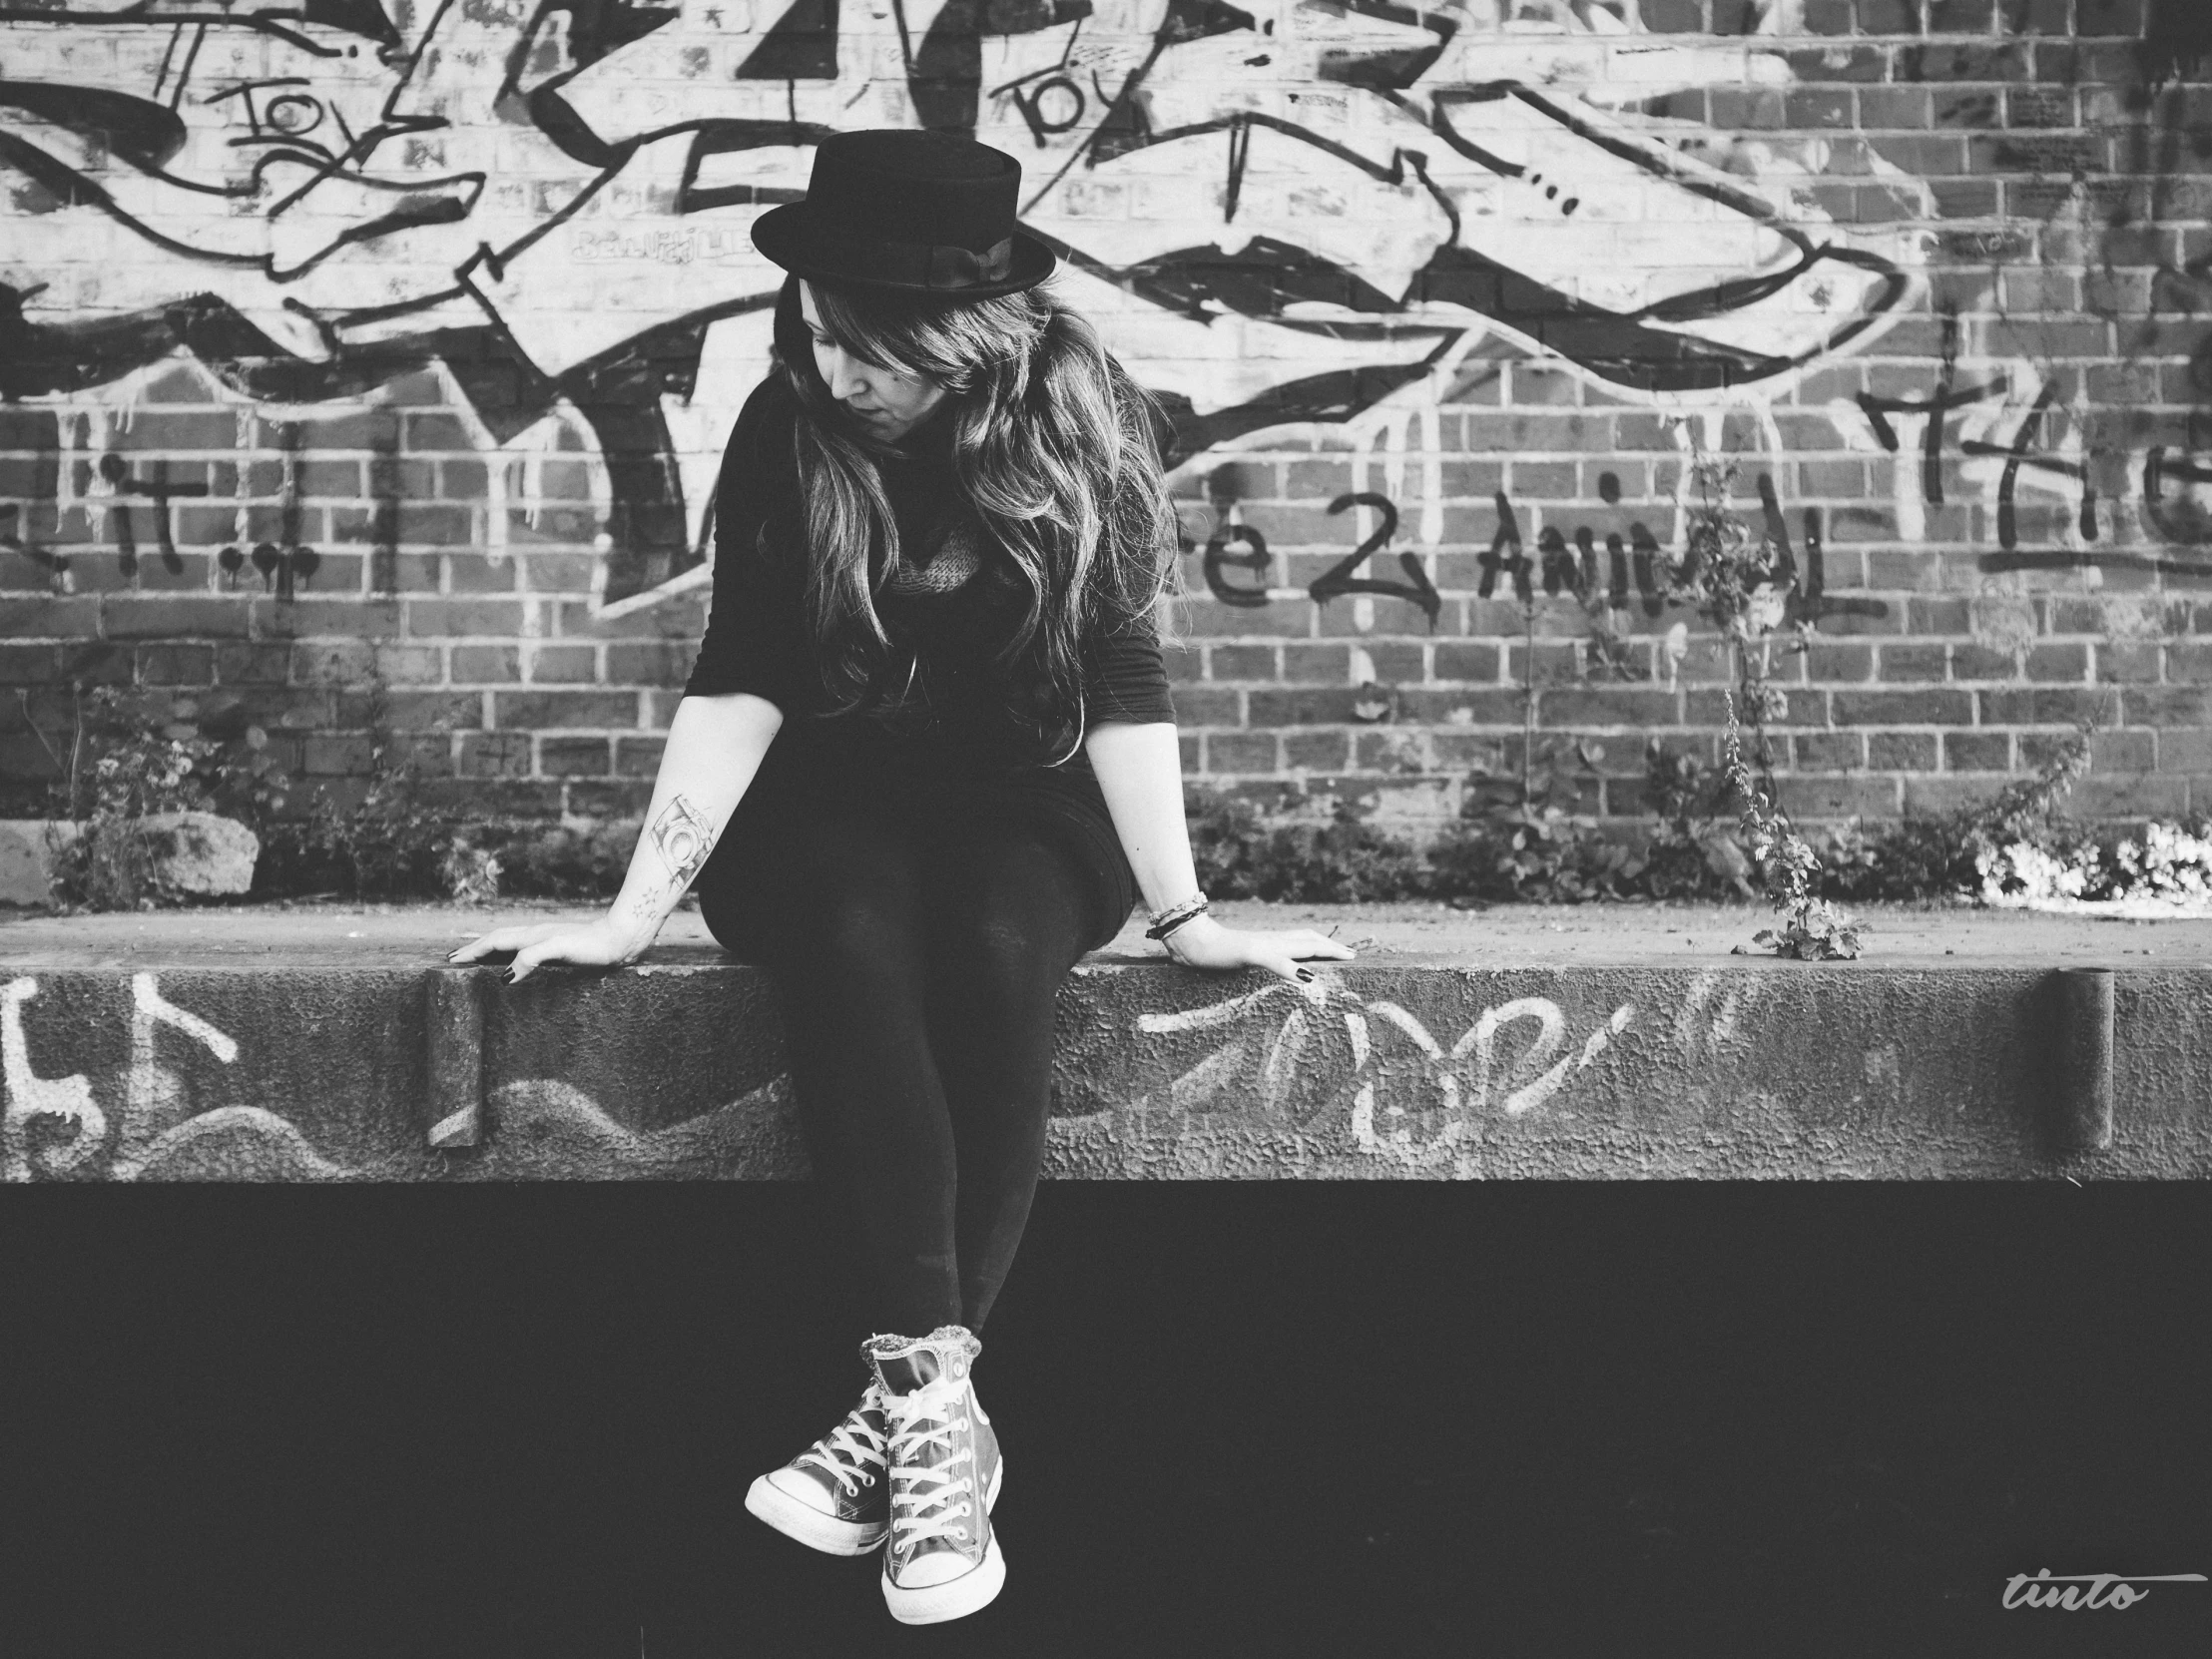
[
  {"xmin": 811, "ymin": 885, "xmax": 929, "ymax": 978},
  {"xmin": 930, "ymin": 838, "xmax": 1093, "ymax": 994}
]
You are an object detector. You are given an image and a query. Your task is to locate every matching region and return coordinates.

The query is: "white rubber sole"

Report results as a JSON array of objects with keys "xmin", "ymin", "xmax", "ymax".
[
  {"xmin": 880, "ymin": 1455, "xmax": 1006, "ymax": 1625},
  {"xmin": 744, "ymin": 1473, "xmax": 886, "ymax": 1557},
  {"xmin": 883, "ymin": 1532, "xmax": 1006, "ymax": 1625}
]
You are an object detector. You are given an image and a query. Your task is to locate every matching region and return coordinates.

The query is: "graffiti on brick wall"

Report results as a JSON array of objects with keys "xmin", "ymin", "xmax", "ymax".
[
  {"xmin": 1194, "ymin": 455, "xmax": 1890, "ymax": 631},
  {"xmin": 0, "ymin": 419, "xmax": 335, "ymax": 594},
  {"xmin": 3, "ymin": 0, "xmax": 1934, "ymax": 610},
  {"xmin": 1844, "ymin": 323, "xmax": 2209, "ymax": 581}
]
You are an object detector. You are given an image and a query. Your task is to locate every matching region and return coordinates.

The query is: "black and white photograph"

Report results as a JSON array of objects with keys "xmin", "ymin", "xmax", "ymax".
[{"xmin": 5, "ymin": 2, "xmax": 2212, "ymax": 1653}]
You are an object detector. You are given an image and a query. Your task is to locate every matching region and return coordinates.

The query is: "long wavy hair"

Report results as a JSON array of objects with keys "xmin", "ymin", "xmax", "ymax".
[{"xmin": 771, "ymin": 274, "xmax": 1181, "ymax": 760}]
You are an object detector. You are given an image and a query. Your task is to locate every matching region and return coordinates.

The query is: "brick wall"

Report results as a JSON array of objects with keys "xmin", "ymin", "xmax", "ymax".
[{"xmin": 5, "ymin": 0, "xmax": 2212, "ymax": 837}]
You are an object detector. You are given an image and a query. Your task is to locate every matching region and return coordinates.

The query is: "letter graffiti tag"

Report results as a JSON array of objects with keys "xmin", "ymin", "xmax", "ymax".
[
  {"xmin": 1, "ymin": 976, "xmax": 104, "ymax": 1179},
  {"xmin": 1852, "ymin": 356, "xmax": 2212, "ymax": 573},
  {"xmin": 2, "ymin": 973, "xmax": 239, "ymax": 1180},
  {"xmin": 1197, "ymin": 480, "xmax": 1882, "ymax": 627},
  {"xmin": 1347, "ymin": 994, "xmax": 1634, "ymax": 1159},
  {"xmin": 1139, "ymin": 979, "xmax": 1634, "ymax": 1165}
]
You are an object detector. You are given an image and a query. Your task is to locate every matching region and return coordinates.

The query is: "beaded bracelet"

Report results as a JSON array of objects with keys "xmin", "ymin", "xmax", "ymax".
[{"xmin": 1144, "ymin": 891, "xmax": 1210, "ymax": 941}]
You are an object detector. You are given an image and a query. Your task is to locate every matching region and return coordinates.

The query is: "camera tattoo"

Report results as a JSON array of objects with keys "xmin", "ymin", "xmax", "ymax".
[{"xmin": 647, "ymin": 793, "xmax": 718, "ymax": 886}]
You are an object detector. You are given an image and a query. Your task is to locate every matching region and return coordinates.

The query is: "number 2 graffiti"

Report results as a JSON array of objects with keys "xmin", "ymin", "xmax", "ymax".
[
  {"xmin": 1307, "ymin": 493, "xmax": 1443, "ymax": 624},
  {"xmin": 1202, "ymin": 491, "xmax": 1441, "ymax": 626}
]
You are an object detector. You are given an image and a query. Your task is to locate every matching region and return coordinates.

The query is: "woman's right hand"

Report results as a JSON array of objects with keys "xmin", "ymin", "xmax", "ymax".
[{"xmin": 446, "ymin": 916, "xmax": 652, "ymax": 983}]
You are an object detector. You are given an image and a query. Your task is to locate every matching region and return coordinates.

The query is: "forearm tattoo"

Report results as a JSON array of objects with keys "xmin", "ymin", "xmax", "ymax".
[{"xmin": 647, "ymin": 793, "xmax": 718, "ymax": 886}]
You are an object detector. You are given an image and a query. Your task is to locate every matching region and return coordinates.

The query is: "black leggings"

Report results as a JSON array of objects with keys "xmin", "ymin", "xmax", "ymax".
[{"xmin": 697, "ymin": 799, "xmax": 1101, "ymax": 1337}]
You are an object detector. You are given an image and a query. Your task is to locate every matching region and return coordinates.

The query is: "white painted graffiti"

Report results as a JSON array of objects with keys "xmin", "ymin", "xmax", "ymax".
[
  {"xmin": 0, "ymin": 0, "xmax": 1934, "ymax": 610},
  {"xmin": 1138, "ymin": 974, "xmax": 1634, "ymax": 1163},
  {"xmin": 1, "ymin": 972, "xmax": 247, "ymax": 1180},
  {"xmin": 1, "ymin": 975, "xmax": 105, "ymax": 1179}
]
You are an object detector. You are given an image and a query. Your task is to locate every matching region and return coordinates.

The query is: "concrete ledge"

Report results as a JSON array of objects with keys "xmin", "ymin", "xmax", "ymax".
[{"xmin": 4, "ymin": 903, "xmax": 2210, "ymax": 1181}]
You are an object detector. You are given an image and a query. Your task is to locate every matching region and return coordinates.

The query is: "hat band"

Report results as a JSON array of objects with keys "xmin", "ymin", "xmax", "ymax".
[{"xmin": 805, "ymin": 224, "xmax": 1017, "ymax": 290}]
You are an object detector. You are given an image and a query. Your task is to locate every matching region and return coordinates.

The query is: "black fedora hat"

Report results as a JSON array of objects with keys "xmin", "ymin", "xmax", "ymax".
[{"xmin": 752, "ymin": 130, "xmax": 1056, "ymax": 298}]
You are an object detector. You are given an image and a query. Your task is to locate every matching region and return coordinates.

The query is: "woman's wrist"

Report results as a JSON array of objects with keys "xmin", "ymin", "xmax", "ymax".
[
  {"xmin": 1159, "ymin": 912, "xmax": 1226, "ymax": 956},
  {"xmin": 604, "ymin": 902, "xmax": 663, "ymax": 959},
  {"xmin": 1144, "ymin": 888, "xmax": 1210, "ymax": 940}
]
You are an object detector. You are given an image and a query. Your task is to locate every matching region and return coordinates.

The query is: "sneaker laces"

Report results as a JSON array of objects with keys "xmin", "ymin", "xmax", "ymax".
[
  {"xmin": 794, "ymin": 1386, "xmax": 888, "ymax": 1498},
  {"xmin": 882, "ymin": 1382, "xmax": 977, "ymax": 1550}
]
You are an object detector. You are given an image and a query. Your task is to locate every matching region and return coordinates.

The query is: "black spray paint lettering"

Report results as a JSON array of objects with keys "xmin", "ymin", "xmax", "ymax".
[
  {"xmin": 9, "ymin": 425, "xmax": 398, "ymax": 597},
  {"xmin": 1005, "ymin": 74, "xmax": 1089, "ymax": 141},
  {"xmin": 1961, "ymin": 379, "xmax": 2099, "ymax": 555},
  {"xmin": 369, "ymin": 424, "xmax": 400, "ymax": 598},
  {"xmin": 236, "ymin": 420, "xmax": 318, "ymax": 600},
  {"xmin": 1857, "ymin": 363, "xmax": 2124, "ymax": 570},
  {"xmin": 0, "ymin": 498, "xmax": 68, "ymax": 588},
  {"xmin": 1201, "ymin": 519, "xmax": 1273, "ymax": 608},
  {"xmin": 1533, "ymin": 522, "xmax": 1583, "ymax": 598},
  {"xmin": 1199, "ymin": 461, "xmax": 1272, "ymax": 607},
  {"xmin": 2, "ymin": 455, "xmax": 211, "ymax": 587},
  {"xmin": 7, "ymin": 439, "xmax": 327, "ymax": 601},
  {"xmin": 94, "ymin": 450, "xmax": 208, "ymax": 580},
  {"xmin": 1756, "ymin": 471, "xmax": 1887, "ymax": 626},
  {"xmin": 0, "ymin": 0, "xmax": 1921, "ymax": 619},
  {"xmin": 1476, "ymin": 490, "xmax": 1532, "ymax": 603},
  {"xmin": 1307, "ymin": 491, "xmax": 1441, "ymax": 626},
  {"xmin": 1198, "ymin": 476, "xmax": 1872, "ymax": 623},
  {"xmin": 1854, "ymin": 306, "xmax": 2004, "ymax": 511},
  {"xmin": 1857, "ymin": 371, "xmax": 2012, "ymax": 508},
  {"xmin": 2142, "ymin": 444, "xmax": 2212, "ymax": 549},
  {"xmin": 1528, "ymin": 514, "xmax": 1672, "ymax": 619},
  {"xmin": 1196, "ymin": 473, "xmax": 1443, "ymax": 624}
]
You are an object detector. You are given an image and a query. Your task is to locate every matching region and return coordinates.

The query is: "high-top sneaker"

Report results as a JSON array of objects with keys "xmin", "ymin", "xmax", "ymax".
[
  {"xmin": 865, "ymin": 1325, "xmax": 1004, "ymax": 1624},
  {"xmin": 743, "ymin": 1381, "xmax": 890, "ymax": 1556}
]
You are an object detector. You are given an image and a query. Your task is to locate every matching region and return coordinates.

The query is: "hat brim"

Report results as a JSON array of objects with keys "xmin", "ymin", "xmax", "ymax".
[{"xmin": 752, "ymin": 204, "xmax": 1057, "ymax": 298}]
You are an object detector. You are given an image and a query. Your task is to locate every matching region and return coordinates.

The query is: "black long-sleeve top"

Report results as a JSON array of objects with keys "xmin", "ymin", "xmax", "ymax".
[{"xmin": 684, "ymin": 374, "xmax": 1176, "ymax": 810}]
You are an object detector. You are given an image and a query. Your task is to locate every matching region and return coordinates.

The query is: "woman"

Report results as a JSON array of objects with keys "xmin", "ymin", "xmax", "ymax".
[{"xmin": 451, "ymin": 129, "xmax": 1354, "ymax": 1625}]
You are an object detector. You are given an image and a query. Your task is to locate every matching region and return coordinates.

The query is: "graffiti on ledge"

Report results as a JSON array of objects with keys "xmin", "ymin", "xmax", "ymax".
[
  {"xmin": 6, "ymin": 964, "xmax": 1661, "ymax": 1179},
  {"xmin": 1124, "ymin": 970, "xmax": 1637, "ymax": 1168},
  {"xmin": 2, "ymin": 971, "xmax": 260, "ymax": 1180}
]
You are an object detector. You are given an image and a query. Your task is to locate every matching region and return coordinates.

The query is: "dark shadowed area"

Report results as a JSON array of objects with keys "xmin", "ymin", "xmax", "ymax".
[{"xmin": 3, "ymin": 1183, "xmax": 2209, "ymax": 1657}]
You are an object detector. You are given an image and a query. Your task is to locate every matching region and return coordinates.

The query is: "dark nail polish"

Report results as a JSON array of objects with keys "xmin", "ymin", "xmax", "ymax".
[{"xmin": 1297, "ymin": 969, "xmax": 1315, "ymax": 981}]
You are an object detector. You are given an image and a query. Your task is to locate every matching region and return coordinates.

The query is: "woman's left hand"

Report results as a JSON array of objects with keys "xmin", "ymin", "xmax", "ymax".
[{"xmin": 1158, "ymin": 914, "xmax": 1355, "ymax": 983}]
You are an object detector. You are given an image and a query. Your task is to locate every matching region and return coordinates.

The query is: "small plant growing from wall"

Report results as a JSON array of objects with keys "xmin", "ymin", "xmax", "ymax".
[
  {"xmin": 1668, "ymin": 453, "xmax": 1798, "ymax": 783},
  {"xmin": 1668, "ymin": 450, "xmax": 1860, "ymax": 957}
]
